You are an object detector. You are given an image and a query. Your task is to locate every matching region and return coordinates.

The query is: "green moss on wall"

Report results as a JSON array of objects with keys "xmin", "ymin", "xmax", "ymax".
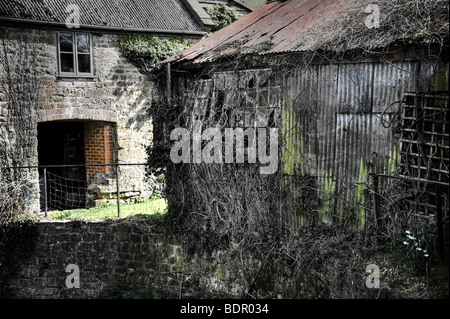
[
  {"xmin": 281, "ymin": 103, "xmax": 305, "ymax": 175},
  {"xmin": 321, "ymin": 169, "xmax": 336, "ymax": 222},
  {"xmin": 356, "ymin": 158, "xmax": 369, "ymax": 231},
  {"xmin": 388, "ymin": 142, "xmax": 401, "ymax": 176},
  {"xmin": 433, "ymin": 62, "xmax": 449, "ymax": 91}
]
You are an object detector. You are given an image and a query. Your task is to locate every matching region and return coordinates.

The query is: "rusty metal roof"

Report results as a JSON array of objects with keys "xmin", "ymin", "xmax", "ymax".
[{"xmin": 164, "ymin": 0, "xmax": 449, "ymax": 65}]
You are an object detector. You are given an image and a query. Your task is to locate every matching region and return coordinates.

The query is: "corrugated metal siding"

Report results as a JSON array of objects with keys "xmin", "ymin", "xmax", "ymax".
[
  {"xmin": 337, "ymin": 63, "xmax": 373, "ymax": 113},
  {"xmin": 281, "ymin": 60, "xmax": 424, "ymax": 227},
  {"xmin": 278, "ymin": 60, "xmax": 424, "ymax": 227},
  {"xmin": 370, "ymin": 61, "xmax": 418, "ymax": 178},
  {"xmin": 315, "ymin": 64, "xmax": 339, "ymax": 184},
  {"xmin": 0, "ymin": 0, "xmax": 203, "ymax": 32},
  {"xmin": 372, "ymin": 61, "xmax": 418, "ymax": 113},
  {"xmin": 174, "ymin": 59, "xmax": 438, "ymax": 228}
]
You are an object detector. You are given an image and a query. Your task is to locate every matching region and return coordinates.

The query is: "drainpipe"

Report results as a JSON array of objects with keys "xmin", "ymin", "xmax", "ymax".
[
  {"xmin": 167, "ymin": 62, "xmax": 171, "ymax": 108},
  {"xmin": 164, "ymin": 62, "xmax": 172, "ymax": 144}
]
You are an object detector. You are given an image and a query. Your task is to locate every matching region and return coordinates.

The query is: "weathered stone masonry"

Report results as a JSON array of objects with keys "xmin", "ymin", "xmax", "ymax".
[
  {"xmin": 0, "ymin": 219, "xmax": 217, "ymax": 299},
  {"xmin": 0, "ymin": 25, "xmax": 158, "ymax": 208},
  {"xmin": 0, "ymin": 218, "xmax": 375, "ymax": 299}
]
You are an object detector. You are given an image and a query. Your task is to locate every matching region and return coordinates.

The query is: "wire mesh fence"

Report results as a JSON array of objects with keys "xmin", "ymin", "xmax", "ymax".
[
  {"xmin": 45, "ymin": 171, "xmax": 87, "ymax": 211},
  {"xmin": 0, "ymin": 162, "xmax": 448, "ymax": 260}
]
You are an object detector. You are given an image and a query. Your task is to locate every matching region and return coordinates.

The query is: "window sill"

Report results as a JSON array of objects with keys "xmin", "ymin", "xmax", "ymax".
[{"xmin": 57, "ymin": 74, "xmax": 96, "ymax": 79}]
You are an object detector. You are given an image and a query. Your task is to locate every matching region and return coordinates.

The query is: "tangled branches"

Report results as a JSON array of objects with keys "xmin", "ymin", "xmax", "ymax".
[
  {"xmin": 305, "ymin": 0, "xmax": 449, "ymax": 54},
  {"xmin": 0, "ymin": 28, "xmax": 43, "ymax": 221},
  {"xmin": 367, "ymin": 176, "xmax": 449, "ymax": 261},
  {"xmin": 0, "ymin": 176, "xmax": 39, "ymax": 225},
  {"xmin": 166, "ymin": 163, "xmax": 282, "ymax": 255},
  {"xmin": 146, "ymin": 0, "xmax": 449, "ymax": 297}
]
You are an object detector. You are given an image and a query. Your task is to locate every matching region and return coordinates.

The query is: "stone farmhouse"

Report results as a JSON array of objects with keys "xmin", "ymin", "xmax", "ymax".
[{"xmin": 0, "ymin": 0, "xmax": 252, "ymax": 213}]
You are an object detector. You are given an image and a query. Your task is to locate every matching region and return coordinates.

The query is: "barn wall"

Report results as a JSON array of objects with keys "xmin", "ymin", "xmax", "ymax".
[{"xmin": 170, "ymin": 53, "xmax": 447, "ymax": 228}]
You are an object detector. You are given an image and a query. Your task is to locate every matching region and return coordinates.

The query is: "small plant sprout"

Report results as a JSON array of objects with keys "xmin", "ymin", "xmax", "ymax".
[{"xmin": 402, "ymin": 229, "xmax": 434, "ymax": 259}]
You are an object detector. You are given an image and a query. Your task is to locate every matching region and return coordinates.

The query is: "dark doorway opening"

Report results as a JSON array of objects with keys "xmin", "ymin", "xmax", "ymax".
[{"xmin": 37, "ymin": 121, "xmax": 87, "ymax": 211}]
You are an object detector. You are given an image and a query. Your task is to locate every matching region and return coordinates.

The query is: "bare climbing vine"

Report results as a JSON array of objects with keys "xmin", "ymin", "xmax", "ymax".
[
  {"xmin": 0, "ymin": 29, "xmax": 43, "ymax": 223},
  {"xmin": 142, "ymin": 0, "xmax": 449, "ymax": 297}
]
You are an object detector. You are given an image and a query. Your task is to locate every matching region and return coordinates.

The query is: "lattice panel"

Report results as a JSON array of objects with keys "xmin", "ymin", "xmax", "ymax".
[{"xmin": 400, "ymin": 93, "xmax": 449, "ymax": 183}]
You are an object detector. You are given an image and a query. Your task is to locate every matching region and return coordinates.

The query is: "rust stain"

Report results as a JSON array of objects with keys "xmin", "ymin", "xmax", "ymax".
[{"xmin": 164, "ymin": 0, "xmax": 355, "ymax": 65}]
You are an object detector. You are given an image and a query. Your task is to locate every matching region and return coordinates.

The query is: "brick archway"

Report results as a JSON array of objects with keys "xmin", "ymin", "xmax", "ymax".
[
  {"xmin": 83, "ymin": 121, "xmax": 115, "ymax": 183},
  {"xmin": 37, "ymin": 108, "xmax": 118, "ymax": 184},
  {"xmin": 37, "ymin": 119, "xmax": 116, "ymax": 210},
  {"xmin": 37, "ymin": 108, "xmax": 118, "ymax": 123}
]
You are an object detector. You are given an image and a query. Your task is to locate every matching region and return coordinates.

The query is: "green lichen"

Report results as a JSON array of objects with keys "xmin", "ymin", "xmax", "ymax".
[
  {"xmin": 321, "ymin": 169, "xmax": 336, "ymax": 222},
  {"xmin": 281, "ymin": 104, "xmax": 305, "ymax": 175},
  {"xmin": 356, "ymin": 157, "xmax": 369, "ymax": 231},
  {"xmin": 433, "ymin": 62, "xmax": 449, "ymax": 91},
  {"xmin": 388, "ymin": 142, "xmax": 400, "ymax": 176}
]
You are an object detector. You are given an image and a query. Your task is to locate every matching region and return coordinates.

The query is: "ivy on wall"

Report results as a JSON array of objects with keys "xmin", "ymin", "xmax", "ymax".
[
  {"xmin": 205, "ymin": 4, "xmax": 242, "ymax": 32},
  {"xmin": 118, "ymin": 35, "xmax": 193, "ymax": 69},
  {"xmin": 118, "ymin": 4, "xmax": 243, "ymax": 68}
]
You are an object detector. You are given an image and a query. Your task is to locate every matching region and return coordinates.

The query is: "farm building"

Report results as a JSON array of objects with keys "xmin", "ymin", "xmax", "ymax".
[
  {"xmin": 0, "ymin": 0, "xmax": 252, "ymax": 216},
  {"xmin": 158, "ymin": 0, "xmax": 449, "ymax": 250}
]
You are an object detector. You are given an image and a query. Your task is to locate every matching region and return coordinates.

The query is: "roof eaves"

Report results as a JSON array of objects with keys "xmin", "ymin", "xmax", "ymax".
[{"xmin": 0, "ymin": 16, "xmax": 208, "ymax": 36}]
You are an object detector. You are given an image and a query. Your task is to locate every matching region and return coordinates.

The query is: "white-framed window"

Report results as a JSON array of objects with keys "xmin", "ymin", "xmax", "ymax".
[{"xmin": 57, "ymin": 32, "xmax": 93, "ymax": 76}]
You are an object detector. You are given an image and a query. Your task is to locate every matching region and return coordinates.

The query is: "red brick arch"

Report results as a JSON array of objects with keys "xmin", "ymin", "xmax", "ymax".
[{"xmin": 84, "ymin": 121, "xmax": 115, "ymax": 183}]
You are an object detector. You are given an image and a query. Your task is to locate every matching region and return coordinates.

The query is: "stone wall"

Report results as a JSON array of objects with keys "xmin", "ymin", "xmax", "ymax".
[
  {"xmin": 0, "ymin": 217, "xmax": 374, "ymax": 299},
  {"xmin": 0, "ymin": 218, "xmax": 237, "ymax": 299},
  {"xmin": 0, "ymin": 24, "xmax": 161, "ymax": 209}
]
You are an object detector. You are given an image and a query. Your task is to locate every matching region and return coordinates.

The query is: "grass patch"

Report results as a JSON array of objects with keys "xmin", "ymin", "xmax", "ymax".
[
  {"xmin": 48, "ymin": 197, "xmax": 167, "ymax": 220},
  {"xmin": 373, "ymin": 244, "xmax": 449, "ymax": 298}
]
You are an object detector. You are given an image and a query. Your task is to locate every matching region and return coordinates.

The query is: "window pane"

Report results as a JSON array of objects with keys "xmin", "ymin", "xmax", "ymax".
[
  {"xmin": 77, "ymin": 54, "xmax": 91, "ymax": 73},
  {"xmin": 60, "ymin": 53, "xmax": 74, "ymax": 72},
  {"xmin": 76, "ymin": 34, "xmax": 90, "ymax": 53},
  {"xmin": 59, "ymin": 33, "xmax": 73, "ymax": 52}
]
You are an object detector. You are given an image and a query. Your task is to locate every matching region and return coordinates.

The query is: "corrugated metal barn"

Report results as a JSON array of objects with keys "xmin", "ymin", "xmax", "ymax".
[{"xmin": 159, "ymin": 0, "xmax": 449, "ymax": 236}]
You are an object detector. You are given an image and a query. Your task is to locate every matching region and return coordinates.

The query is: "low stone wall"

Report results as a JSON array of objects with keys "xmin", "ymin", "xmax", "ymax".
[
  {"xmin": 0, "ymin": 218, "xmax": 182, "ymax": 298},
  {"xmin": 0, "ymin": 217, "xmax": 370, "ymax": 299}
]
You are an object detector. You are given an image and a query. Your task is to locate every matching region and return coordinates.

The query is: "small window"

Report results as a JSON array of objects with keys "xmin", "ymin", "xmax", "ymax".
[{"xmin": 57, "ymin": 32, "xmax": 93, "ymax": 76}]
